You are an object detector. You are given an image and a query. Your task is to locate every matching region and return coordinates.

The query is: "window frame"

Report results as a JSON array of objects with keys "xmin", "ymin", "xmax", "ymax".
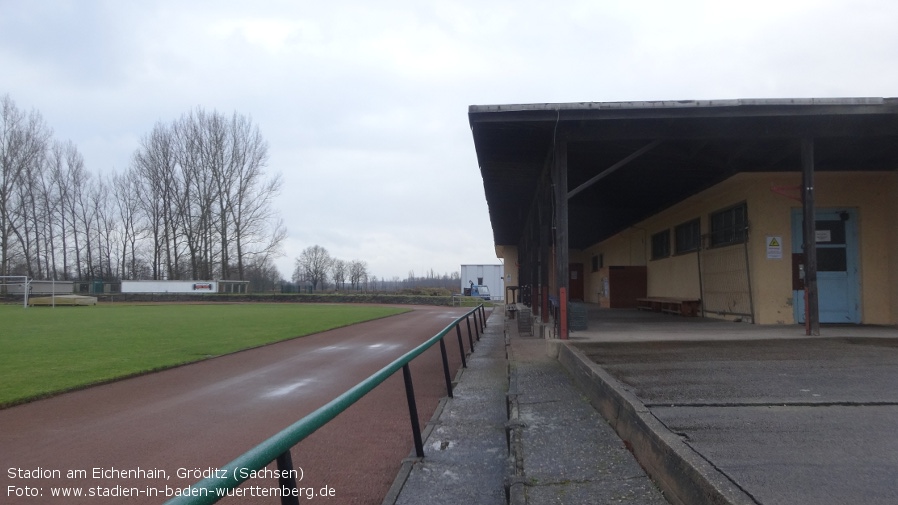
[
  {"xmin": 591, "ymin": 253, "xmax": 604, "ymax": 272},
  {"xmin": 709, "ymin": 202, "xmax": 748, "ymax": 248},
  {"xmin": 675, "ymin": 218, "xmax": 701, "ymax": 254},
  {"xmin": 651, "ymin": 229, "xmax": 671, "ymax": 260}
]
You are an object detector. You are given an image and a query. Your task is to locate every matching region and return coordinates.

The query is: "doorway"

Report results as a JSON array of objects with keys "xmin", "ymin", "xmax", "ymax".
[{"xmin": 791, "ymin": 208, "xmax": 860, "ymax": 323}]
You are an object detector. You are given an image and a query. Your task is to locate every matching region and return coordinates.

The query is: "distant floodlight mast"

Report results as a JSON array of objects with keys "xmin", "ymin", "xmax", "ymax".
[{"xmin": 0, "ymin": 276, "xmax": 31, "ymax": 308}]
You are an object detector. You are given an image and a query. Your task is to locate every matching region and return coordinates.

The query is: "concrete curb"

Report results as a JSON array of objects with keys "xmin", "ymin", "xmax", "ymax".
[
  {"xmin": 504, "ymin": 333, "xmax": 526, "ymax": 505},
  {"xmin": 557, "ymin": 342, "xmax": 758, "ymax": 505}
]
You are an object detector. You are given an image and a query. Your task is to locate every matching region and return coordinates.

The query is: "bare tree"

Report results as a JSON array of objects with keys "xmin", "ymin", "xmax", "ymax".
[
  {"xmin": 332, "ymin": 259, "xmax": 347, "ymax": 290},
  {"xmin": 244, "ymin": 256, "xmax": 282, "ymax": 292},
  {"xmin": 14, "ymin": 146, "xmax": 47, "ymax": 278},
  {"xmin": 128, "ymin": 107, "xmax": 285, "ymax": 282},
  {"xmin": 47, "ymin": 141, "xmax": 77, "ymax": 279},
  {"xmin": 295, "ymin": 245, "xmax": 332, "ymax": 291},
  {"xmin": 132, "ymin": 121, "xmax": 184, "ymax": 280},
  {"xmin": 111, "ymin": 169, "xmax": 143, "ymax": 280},
  {"xmin": 1, "ymin": 97, "xmax": 285, "ymax": 284},
  {"xmin": 37, "ymin": 144, "xmax": 62, "ymax": 279},
  {"xmin": 0, "ymin": 95, "xmax": 51, "ymax": 277},
  {"xmin": 349, "ymin": 259, "xmax": 368, "ymax": 290},
  {"xmin": 174, "ymin": 109, "xmax": 216, "ymax": 280},
  {"xmin": 224, "ymin": 112, "xmax": 283, "ymax": 281}
]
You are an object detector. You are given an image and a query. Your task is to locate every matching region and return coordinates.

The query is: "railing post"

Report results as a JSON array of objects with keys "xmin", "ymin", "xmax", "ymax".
[
  {"xmin": 480, "ymin": 304, "xmax": 487, "ymax": 330},
  {"xmin": 438, "ymin": 337, "xmax": 453, "ymax": 398},
  {"xmin": 276, "ymin": 450, "xmax": 300, "ymax": 505},
  {"xmin": 471, "ymin": 312, "xmax": 481, "ymax": 343},
  {"xmin": 472, "ymin": 309, "xmax": 481, "ymax": 341},
  {"xmin": 455, "ymin": 324, "xmax": 467, "ymax": 368},
  {"xmin": 402, "ymin": 364, "xmax": 425, "ymax": 458},
  {"xmin": 465, "ymin": 315, "xmax": 475, "ymax": 350}
]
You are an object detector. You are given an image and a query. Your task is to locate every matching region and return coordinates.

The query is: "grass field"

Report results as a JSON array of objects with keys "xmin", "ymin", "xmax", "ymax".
[{"xmin": 0, "ymin": 303, "xmax": 408, "ymax": 408}]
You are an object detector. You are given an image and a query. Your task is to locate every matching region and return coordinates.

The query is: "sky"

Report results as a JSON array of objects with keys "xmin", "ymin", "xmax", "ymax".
[{"xmin": 2, "ymin": 0, "xmax": 897, "ymax": 281}]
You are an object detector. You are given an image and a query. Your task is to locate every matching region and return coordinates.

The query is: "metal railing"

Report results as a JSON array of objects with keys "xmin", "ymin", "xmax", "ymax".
[{"xmin": 164, "ymin": 304, "xmax": 487, "ymax": 505}]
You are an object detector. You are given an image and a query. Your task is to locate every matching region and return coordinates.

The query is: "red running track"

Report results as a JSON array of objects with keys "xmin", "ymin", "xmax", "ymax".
[{"xmin": 0, "ymin": 305, "xmax": 484, "ymax": 504}]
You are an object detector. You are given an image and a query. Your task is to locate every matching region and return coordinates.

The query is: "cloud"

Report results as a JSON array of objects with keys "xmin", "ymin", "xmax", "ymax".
[{"xmin": 3, "ymin": 0, "xmax": 897, "ymax": 280}]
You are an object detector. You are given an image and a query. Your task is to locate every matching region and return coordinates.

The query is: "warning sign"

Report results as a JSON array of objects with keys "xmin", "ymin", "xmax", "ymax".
[{"xmin": 766, "ymin": 236, "xmax": 783, "ymax": 259}]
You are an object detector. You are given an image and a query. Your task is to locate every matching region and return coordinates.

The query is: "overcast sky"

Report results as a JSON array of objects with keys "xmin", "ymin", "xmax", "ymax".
[{"xmin": 2, "ymin": 0, "xmax": 896, "ymax": 281}]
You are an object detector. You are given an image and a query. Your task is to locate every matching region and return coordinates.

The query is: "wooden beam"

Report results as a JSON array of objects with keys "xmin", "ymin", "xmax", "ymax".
[{"xmin": 567, "ymin": 139, "xmax": 662, "ymax": 199}]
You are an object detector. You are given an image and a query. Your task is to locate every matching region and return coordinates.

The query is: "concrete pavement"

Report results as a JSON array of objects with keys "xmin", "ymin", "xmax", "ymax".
[{"xmin": 561, "ymin": 308, "xmax": 898, "ymax": 505}]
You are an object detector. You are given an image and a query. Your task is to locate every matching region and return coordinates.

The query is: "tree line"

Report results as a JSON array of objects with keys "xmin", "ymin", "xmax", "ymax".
[
  {"xmin": 290, "ymin": 244, "xmax": 461, "ymax": 293},
  {"xmin": 0, "ymin": 94, "xmax": 285, "ymax": 289}
]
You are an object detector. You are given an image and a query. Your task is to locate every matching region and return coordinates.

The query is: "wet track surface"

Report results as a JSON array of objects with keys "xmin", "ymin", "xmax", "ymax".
[{"xmin": 1, "ymin": 306, "xmax": 476, "ymax": 504}]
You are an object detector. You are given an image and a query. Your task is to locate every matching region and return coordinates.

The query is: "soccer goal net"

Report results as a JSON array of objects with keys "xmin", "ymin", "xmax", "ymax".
[{"xmin": 0, "ymin": 276, "xmax": 31, "ymax": 308}]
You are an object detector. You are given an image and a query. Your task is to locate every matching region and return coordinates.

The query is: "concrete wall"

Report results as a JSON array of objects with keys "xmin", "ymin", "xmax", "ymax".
[{"xmin": 583, "ymin": 171, "xmax": 898, "ymax": 325}]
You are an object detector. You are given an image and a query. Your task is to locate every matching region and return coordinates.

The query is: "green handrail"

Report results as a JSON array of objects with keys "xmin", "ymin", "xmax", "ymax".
[{"xmin": 164, "ymin": 304, "xmax": 485, "ymax": 505}]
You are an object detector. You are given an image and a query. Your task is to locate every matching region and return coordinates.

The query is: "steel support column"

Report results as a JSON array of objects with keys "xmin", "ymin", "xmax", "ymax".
[
  {"xmin": 553, "ymin": 139, "xmax": 569, "ymax": 339},
  {"xmin": 801, "ymin": 137, "xmax": 820, "ymax": 336},
  {"xmin": 539, "ymin": 184, "xmax": 551, "ymax": 324}
]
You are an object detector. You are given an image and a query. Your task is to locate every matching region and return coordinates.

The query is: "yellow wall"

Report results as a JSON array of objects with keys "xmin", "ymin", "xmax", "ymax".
[
  {"xmin": 495, "ymin": 245, "xmax": 519, "ymax": 288},
  {"xmin": 579, "ymin": 228, "xmax": 647, "ymax": 304},
  {"xmin": 583, "ymin": 171, "xmax": 898, "ymax": 324},
  {"xmin": 776, "ymin": 171, "xmax": 893, "ymax": 324}
]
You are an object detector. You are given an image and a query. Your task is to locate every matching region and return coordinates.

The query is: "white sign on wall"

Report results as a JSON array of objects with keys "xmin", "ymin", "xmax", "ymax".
[{"xmin": 766, "ymin": 236, "xmax": 783, "ymax": 259}]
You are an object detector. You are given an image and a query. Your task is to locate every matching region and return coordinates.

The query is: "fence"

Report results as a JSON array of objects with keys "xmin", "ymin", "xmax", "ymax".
[
  {"xmin": 699, "ymin": 239, "xmax": 754, "ymax": 320},
  {"xmin": 164, "ymin": 304, "xmax": 487, "ymax": 505}
]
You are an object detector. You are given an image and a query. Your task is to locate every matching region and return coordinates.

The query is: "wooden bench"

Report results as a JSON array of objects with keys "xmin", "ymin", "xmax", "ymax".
[{"xmin": 636, "ymin": 297, "xmax": 701, "ymax": 317}]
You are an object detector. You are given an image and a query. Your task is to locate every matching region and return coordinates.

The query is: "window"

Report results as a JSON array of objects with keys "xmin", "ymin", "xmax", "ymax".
[
  {"xmin": 651, "ymin": 230, "xmax": 671, "ymax": 260},
  {"xmin": 709, "ymin": 203, "xmax": 748, "ymax": 247},
  {"xmin": 675, "ymin": 218, "xmax": 701, "ymax": 254},
  {"xmin": 591, "ymin": 253, "xmax": 603, "ymax": 272}
]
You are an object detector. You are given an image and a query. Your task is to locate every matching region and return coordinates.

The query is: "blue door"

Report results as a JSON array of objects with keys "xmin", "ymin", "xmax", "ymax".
[{"xmin": 792, "ymin": 209, "xmax": 860, "ymax": 323}]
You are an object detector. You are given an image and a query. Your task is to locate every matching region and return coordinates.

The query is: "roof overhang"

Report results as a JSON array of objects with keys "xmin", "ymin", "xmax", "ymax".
[{"xmin": 470, "ymin": 98, "xmax": 898, "ymax": 249}]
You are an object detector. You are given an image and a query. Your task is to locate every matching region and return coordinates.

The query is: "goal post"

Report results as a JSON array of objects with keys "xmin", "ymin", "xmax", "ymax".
[{"xmin": 0, "ymin": 276, "xmax": 31, "ymax": 308}]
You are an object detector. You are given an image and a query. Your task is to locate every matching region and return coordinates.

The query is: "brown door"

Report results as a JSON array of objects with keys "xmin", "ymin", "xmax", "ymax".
[{"xmin": 569, "ymin": 263, "xmax": 585, "ymax": 301}]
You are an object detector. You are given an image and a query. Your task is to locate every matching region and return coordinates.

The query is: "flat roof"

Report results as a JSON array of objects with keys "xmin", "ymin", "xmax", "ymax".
[
  {"xmin": 470, "ymin": 97, "xmax": 898, "ymax": 249},
  {"xmin": 469, "ymin": 97, "xmax": 894, "ymax": 114}
]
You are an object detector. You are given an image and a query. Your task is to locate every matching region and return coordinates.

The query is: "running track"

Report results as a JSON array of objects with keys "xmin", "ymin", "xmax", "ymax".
[{"xmin": 1, "ymin": 305, "xmax": 483, "ymax": 504}]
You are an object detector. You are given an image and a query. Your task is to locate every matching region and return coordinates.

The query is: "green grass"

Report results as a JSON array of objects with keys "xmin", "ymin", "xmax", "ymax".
[{"xmin": 0, "ymin": 303, "xmax": 408, "ymax": 407}]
